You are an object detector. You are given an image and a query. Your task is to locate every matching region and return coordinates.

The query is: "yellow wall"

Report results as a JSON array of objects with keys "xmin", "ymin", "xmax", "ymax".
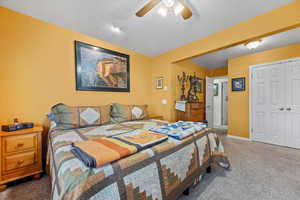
[
  {"xmin": 2, "ymin": 0, "xmax": 300, "ymax": 126},
  {"xmin": 0, "ymin": 7, "xmax": 153, "ymax": 125},
  {"xmin": 171, "ymin": 61, "xmax": 208, "ymax": 121},
  {"xmin": 173, "ymin": 61, "xmax": 208, "ymax": 103},
  {"xmin": 149, "ymin": 57, "xmax": 209, "ymax": 122},
  {"xmin": 208, "ymin": 67, "xmax": 228, "ymax": 77},
  {"xmin": 228, "ymin": 43, "xmax": 300, "ymax": 138},
  {"xmin": 165, "ymin": 0, "xmax": 300, "ymax": 62},
  {"xmin": 149, "ymin": 1, "xmax": 300, "ymax": 121}
]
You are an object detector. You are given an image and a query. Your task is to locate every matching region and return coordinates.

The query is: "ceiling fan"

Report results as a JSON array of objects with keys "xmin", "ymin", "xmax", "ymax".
[{"xmin": 136, "ymin": 0, "xmax": 193, "ymax": 20}]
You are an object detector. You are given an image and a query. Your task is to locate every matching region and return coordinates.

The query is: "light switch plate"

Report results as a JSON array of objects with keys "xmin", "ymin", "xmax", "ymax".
[{"xmin": 162, "ymin": 99, "xmax": 167, "ymax": 104}]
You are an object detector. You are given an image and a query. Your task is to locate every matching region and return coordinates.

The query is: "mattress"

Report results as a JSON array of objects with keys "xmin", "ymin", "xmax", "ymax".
[{"xmin": 48, "ymin": 119, "xmax": 227, "ymax": 200}]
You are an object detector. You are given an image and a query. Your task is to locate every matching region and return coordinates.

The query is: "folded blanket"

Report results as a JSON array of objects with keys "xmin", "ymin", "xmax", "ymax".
[
  {"xmin": 72, "ymin": 130, "xmax": 168, "ymax": 168},
  {"xmin": 150, "ymin": 121, "xmax": 207, "ymax": 140}
]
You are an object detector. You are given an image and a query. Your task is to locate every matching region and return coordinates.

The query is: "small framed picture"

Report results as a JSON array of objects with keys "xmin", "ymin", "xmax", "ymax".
[
  {"xmin": 213, "ymin": 83, "xmax": 219, "ymax": 96},
  {"xmin": 232, "ymin": 77, "xmax": 245, "ymax": 91},
  {"xmin": 156, "ymin": 77, "xmax": 164, "ymax": 89}
]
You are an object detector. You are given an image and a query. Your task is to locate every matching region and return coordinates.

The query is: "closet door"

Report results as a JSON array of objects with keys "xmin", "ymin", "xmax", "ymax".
[
  {"xmin": 268, "ymin": 63, "xmax": 287, "ymax": 146},
  {"xmin": 252, "ymin": 66, "xmax": 270, "ymax": 143},
  {"xmin": 252, "ymin": 63, "xmax": 286, "ymax": 146},
  {"xmin": 286, "ymin": 61, "xmax": 300, "ymax": 149}
]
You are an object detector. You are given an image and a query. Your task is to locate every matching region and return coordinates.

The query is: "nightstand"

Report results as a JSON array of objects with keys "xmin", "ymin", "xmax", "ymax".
[
  {"xmin": 0, "ymin": 126, "xmax": 43, "ymax": 192},
  {"xmin": 150, "ymin": 116, "xmax": 164, "ymax": 120}
]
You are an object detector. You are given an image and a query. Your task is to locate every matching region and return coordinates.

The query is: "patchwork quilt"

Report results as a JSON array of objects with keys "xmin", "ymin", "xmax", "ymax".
[
  {"xmin": 150, "ymin": 121, "xmax": 207, "ymax": 140},
  {"xmin": 72, "ymin": 130, "xmax": 168, "ymax": 168},
  {"xmin": 48, "ymin": 119, "xmax": 228, "ymax": 200}
]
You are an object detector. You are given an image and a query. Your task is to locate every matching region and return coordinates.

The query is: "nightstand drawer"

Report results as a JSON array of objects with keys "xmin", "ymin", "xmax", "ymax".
[
  {"xmin": 3, "ymin": 151, "xmax": 36, "ymax": 172},
  {"xmin": 4, "ymin": 134, "xmax": 37, "ymax": 154}
]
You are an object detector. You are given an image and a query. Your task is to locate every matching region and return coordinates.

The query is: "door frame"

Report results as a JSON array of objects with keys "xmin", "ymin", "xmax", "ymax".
[
  {"xmin": 249, "ymin": 57, "xmax": 300, "ymax": 141},
  {"xmin": 206, "ymin": 75, "xmax": 228, "ymax": 128}
]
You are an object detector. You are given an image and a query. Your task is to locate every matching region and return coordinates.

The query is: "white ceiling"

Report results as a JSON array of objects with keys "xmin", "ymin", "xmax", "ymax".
[
  {"xmin": 190, "ymin": 27, "xmax": 300, "ymax": 69},
  {"xmin": 0, "ymin": 0, "xmax": 292, "ymax": 57}
]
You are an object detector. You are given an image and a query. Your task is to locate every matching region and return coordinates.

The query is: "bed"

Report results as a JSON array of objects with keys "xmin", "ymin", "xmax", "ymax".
[{"xmin": 47, "ymin": 118, "xmax": 228, "ymax": 200}]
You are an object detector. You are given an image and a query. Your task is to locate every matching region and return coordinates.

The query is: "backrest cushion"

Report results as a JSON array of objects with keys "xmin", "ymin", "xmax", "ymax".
[
  {"xmin": 51, "ymin": 103, "xmax": 111, "ymax": 130},
  {"xmin": 111, "ymin": 103, "xmax": 149, "ymax": 122}
]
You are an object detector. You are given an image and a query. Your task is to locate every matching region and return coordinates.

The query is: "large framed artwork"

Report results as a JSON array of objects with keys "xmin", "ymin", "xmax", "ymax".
[{"xmin": 75, "ymin": 41, "xmax": 130, "ymax": 92}]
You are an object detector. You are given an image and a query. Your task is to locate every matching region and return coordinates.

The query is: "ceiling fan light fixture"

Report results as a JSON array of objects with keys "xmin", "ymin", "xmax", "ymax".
[
  {"xmin": 245, "ymin": 40, "xmax": 262, "ymax": 50},
  {"xmin": 110, "ymin": 25, "xmax": 122, "ymax": 34},
  {"xmin": 162, "ymin": 0, "xmax": 176, "ymax": 8},
  {"xmin": 174, "ymin": 2, "xmax": 184, "ymax": 15},
  {"xmin": 158, "ymin": 7, "xmax": 168, "ymax": 17}
]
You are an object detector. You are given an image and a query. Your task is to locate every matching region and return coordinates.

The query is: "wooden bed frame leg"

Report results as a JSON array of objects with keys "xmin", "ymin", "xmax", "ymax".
[
  {"xmin": 206, "ymin": 166, "xmax": 212, "ymax": 174},
  {"xmin": 183, "ymin": 187, "xmax": 190, "ymax": 196}
]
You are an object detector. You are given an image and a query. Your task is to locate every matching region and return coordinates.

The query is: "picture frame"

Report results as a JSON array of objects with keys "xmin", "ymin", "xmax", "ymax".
[
  {"xmin": 195, "ymin": 78, "xmax": 203, "ymax": 93},
  {"xmin": 156, "ymin": 77, "xmax": 164, "ymax": 89},
  {"xmin": 213, "ymin": 83, "xmax": 219, "ymax": 96},
  {"xmin": 75, "ymin": 41, "xmax": 130, "ymax": 92},
  {"xmin": 232, "ymin": 77, "xmax": 245, "ymax": 91}
]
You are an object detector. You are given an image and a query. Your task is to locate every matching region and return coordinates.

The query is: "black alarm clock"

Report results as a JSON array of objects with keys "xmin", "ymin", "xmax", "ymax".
[{"xmin": 1, "ymin": 119, "xmax": 34, "ymax": 132}]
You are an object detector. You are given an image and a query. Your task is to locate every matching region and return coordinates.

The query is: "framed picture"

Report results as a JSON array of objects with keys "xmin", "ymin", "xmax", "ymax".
[
  {"xmin": 232, "ymin": 77, "xmax": 245, "ymax": 91},
  {"xmin": 75, "ymin": 41, "xmax": 130, "ymax": 92},
  {"xmin": 156, "ymin": 77, "xmax": 164, "ymax": 89},
  {"xmin": 195, "ymin": 78, "xmax": 203, "ymax": 93},
  {"xmin": 213, "ymin": 83, "xmax": 219, "ymax": 96}
]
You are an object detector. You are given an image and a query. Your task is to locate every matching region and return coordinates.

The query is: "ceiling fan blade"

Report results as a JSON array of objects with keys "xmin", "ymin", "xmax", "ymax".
[
  {"xmin": 179, "ymin": 0, "xmax": 192, "ymax": 20},
  {"xmin": 136, "ymin": 0, "xmax": 161, "ymax": 17}
]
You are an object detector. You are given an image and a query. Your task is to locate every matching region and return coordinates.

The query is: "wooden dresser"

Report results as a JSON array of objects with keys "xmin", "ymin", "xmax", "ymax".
[
  {"xmin": 176, "ymin": 102, "xmax": 205, "ymax": 122},
  {"xmin": 0, "ymin": 126, "xmax": 43, "ymax": 191}
]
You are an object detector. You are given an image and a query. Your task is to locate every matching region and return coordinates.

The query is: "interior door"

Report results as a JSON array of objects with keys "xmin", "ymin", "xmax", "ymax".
[
  {"xmin": 206, "ymin": 77, "xmax": 214, "ymax": 128},
  {"xmin": 252, "ymin": 66, "xmax": 270, "ymax": 143},
  {"xmin": 268, "ymin": 63, "xmax": 286, "ymax": 146},
  {"xmin": 222, "ymin": 81, "xmax": 228, "ymax": 125},
  {"xmin": 286, "ymin": 60, "xmax": 300, "ymax": 149}
]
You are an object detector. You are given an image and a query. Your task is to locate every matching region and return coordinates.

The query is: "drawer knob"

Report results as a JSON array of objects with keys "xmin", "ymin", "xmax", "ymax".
[
  {"xmin": 16, "ymin": 143, "xmax": 24, "ymax": 148},
  {"xmin": 17, "ymin": 160, "xmax": 24, "ymax": 166}
]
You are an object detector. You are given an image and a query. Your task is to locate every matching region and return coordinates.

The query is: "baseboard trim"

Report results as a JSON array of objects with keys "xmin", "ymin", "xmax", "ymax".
[{"xmin": 227, "ymin": 135, "xmax": 251, "ymax": 141}]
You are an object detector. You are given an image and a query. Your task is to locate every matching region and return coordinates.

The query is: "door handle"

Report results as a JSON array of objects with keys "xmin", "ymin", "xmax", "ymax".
[
  {"xmin": 279, "ymin": 108, "xmax": 284, "ymax": 111},
  {"xmin": 286, "ymin": 107, "xmax": 292, "ymax": 111}
]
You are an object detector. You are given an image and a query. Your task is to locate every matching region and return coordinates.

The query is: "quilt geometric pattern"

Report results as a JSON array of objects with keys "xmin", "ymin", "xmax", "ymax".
[
  {"xmin": 196, "ymin": 136, "xmax": 209, "ymax": 165},
  {"xmin": 160, "ymin": 143, "xmax": 197, "ymax": 195},
  {"xmin": 124, "ymin": 163, "xmax": 162, "ymax": 200},
  {"xmin": 90, "ymin": 183, "xmax": 120, "ymax": 200}
]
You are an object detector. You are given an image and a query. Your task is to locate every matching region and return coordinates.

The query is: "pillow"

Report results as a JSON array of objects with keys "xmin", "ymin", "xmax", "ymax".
[
  {"xmin": 111, "ymin": 103, "xmax": 149, "ymax": 122},
  {"xmin": 50, "ymin": 103, "xmax": 111, "ymax": 130}
]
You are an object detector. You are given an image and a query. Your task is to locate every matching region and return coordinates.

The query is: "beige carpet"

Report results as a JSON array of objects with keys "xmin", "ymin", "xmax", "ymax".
[{"xmin": 1, "ymin": 131, "xmax": 300, "ymax": 200}]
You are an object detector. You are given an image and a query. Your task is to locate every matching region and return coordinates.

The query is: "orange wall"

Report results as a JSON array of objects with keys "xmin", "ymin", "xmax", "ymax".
[
  {"xmin": 2, "ymin": 0, "xmax": 300, "ymax": 125},
  {"xmin": 208, "ymin": 67, "xmax": 228, "ymax": 77},
  {"xmin": 165, "ymin": 0, "xmax": 300, "ymax": 62},
  {"xmin": 150, "ymin": 1, "xmax": 300, "ymax": 121},
  {"xmin": 0, "ymin": 7, "xmax": 153, "ymax": 125},
  {"xmin": 228, "ymin": 43, "xmax": 300, "ymax": 138},
  {"xmin": 150, "ymin": 57, "xmax": 209, "ymax": 122},
  {"xmin": 171, "ymin": 61, "xmax": 208, "ymax": 121},
  {"xmin": 173, "ymin": 61, "xmax": 208, "ymax": 103}
]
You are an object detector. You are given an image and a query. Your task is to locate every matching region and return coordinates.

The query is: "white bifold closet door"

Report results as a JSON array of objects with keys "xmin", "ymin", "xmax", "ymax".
[
  {"xmin": 285, "ymin": 61, "xmax": 300, "ymax": 149},
  {"xmin": 251, "ymin": 59, "xmax": 300, "ymax": 149}
]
